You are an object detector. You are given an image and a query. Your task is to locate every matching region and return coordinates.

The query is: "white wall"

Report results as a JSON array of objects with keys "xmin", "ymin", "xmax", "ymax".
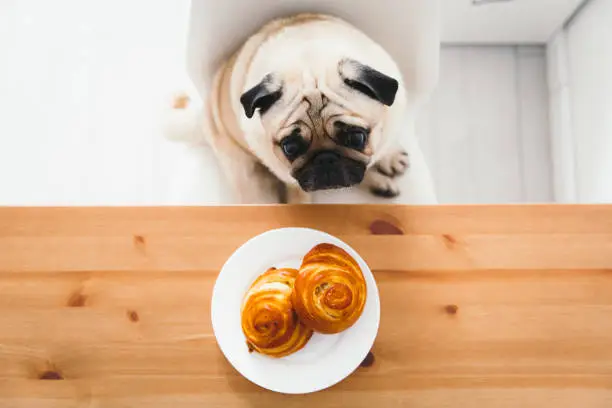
[
  {"xmin": 0, "ymin": 0, "xmax": 226, "ymax": 205},
  {"xmin": 547, "ymin": 30, "xmax": 577, "ymax": 203},
  {"xmin": 441, "ymin": 0, "xmax": 583, "ymax": 44},
  {"xmin": 417, "ymin": 46, "xmax": 553, "ymax": 204},
  {"xmin": 562, "ymin": 0, "xmax": 612, "ymax": 203}
]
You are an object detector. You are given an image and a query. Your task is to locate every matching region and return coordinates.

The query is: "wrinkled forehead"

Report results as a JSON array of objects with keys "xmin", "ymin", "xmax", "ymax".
[{"xmin": 260, "ymin": 66, "xmax": 384, "ymax": 132}]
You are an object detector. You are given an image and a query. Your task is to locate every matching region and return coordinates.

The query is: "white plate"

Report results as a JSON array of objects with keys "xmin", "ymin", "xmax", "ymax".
[{"xmin": 211, "ymin": 227, "xmax": 380, "ymax": 394}]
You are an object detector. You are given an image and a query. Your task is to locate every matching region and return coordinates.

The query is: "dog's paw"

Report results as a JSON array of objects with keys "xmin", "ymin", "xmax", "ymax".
[
  {"xmin": 371, "ymin": 182, "xmax": 400, "ymax": 198},
  {"xmin": 363, "ymin": 169, "xmax": 400, "ymax": 198},
  {"xmin": 375, "ymin": 149, "xmax": 409, "ymax": 178},
  {"xmin": 361, "ymin": 149, "xmax": 409, "ymax": 198}
]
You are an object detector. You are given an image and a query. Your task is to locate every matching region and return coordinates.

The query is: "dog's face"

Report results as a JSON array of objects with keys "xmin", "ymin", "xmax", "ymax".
[{"xmin": 239, "ymin": 58, "xmax": 399, "ymax": 192}]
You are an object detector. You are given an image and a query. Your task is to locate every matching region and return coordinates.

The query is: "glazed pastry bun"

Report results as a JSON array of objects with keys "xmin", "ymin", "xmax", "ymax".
[
  {"xmin": 293, "ymin": 243, "xmax": 367, "ymax": 334},
  {"xmin": 241, "ymin": 267, "xmax": 313, "ymax": 357}
]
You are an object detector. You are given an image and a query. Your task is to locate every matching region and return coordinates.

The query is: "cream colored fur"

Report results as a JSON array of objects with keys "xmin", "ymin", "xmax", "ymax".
[{"xmin": 165, "ymin": 13, "xmax": 435, "ymax": 204}]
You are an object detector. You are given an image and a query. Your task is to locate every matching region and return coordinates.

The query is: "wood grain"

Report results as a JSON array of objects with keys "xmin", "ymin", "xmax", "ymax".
[{"xmin": 0, "ymin": 205, "xmax": 611, "ymax": 408}]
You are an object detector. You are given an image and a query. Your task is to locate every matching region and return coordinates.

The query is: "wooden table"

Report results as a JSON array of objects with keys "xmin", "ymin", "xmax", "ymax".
[{"xmin": 1, "ymin": 205, "xmax": 611, "ymax": 408}]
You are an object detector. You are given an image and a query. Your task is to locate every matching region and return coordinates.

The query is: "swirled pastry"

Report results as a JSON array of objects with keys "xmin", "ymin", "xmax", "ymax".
[
  {"xmin": 241, "ymin": 267, "xmax": 313, "ymax": 358},
  {"xmin": 293, "ymin": 243, "xmax": 367, "ymax": 334}
]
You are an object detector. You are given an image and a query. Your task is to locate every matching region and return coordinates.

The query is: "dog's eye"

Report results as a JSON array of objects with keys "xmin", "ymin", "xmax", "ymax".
[
  {"xmin": 335, "ymin": 122, "xmax": 369, "ymax": 151},
  {"xmin": 282, "ymin": 140, "xmax": 300, "ymax": 158},
  {"xmin": 280, "ymin": 135, "xmax": 307, "ymax": 161},
  {"xmin": 343, "ymin": 130, "xmax": 367, "ymax": 150}
]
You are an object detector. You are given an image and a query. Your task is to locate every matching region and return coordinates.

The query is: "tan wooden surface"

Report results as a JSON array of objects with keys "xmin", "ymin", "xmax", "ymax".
[{"xmin": 0, "ymin": 205, "xmax": 611, "ymax": 408}]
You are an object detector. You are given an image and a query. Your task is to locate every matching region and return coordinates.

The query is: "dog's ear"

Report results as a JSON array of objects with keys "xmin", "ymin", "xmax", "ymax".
[
  {"xmin": 240, "ymin": 74, "xmax": 283, "ymax": 118},
  {"xmin": 339, "ymin": 59, "xmax": 399, "ymax": 106}
]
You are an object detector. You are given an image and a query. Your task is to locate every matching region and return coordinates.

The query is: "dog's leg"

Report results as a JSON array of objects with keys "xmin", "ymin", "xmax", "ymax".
[
  {"xmin": 212, "ymin": 140, "xmax": 282, "ymax": 204},
  {"xmin": 362, "ymin": 146, "xmax": 409, "ymax": 198},
  {"xmin": 285, "ymin": 185, "xmax": 312, "ymax": 204}
]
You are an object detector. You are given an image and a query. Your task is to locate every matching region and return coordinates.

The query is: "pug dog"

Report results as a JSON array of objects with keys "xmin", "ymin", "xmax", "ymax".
[{"xmin": 170, "ymin": 13, "xmax": 420, "ymax": 203}]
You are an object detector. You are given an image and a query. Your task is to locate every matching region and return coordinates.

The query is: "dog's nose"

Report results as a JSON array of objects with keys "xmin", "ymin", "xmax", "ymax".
[{"xmin": 312, "ymin": 151, "xmax": 339, "ymax": 166}]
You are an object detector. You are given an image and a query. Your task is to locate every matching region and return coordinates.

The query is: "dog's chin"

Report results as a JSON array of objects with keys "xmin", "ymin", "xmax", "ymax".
[{"xmin": 293, "ymin": 157, "xmax": 366, "ymax": 192}]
